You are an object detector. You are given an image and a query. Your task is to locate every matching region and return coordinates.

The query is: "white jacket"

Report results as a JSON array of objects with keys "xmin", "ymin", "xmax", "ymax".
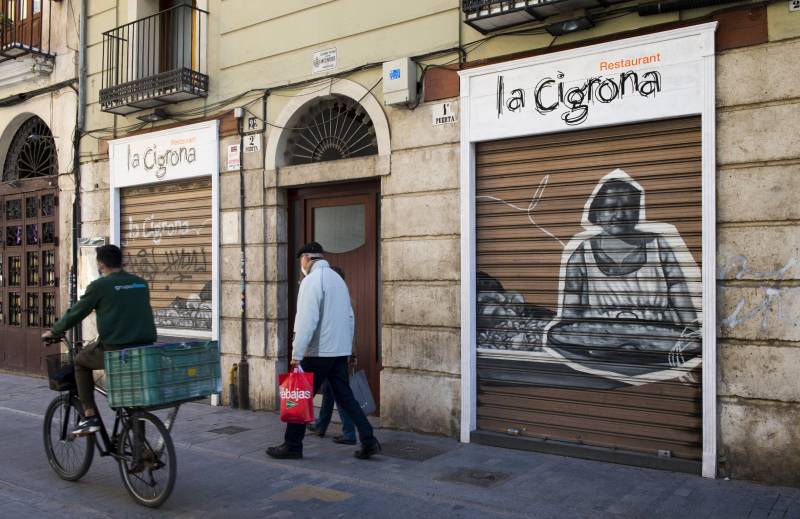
[{"xmin": 292, "ymin": 260, "xmax": 355, "ymax": 361}]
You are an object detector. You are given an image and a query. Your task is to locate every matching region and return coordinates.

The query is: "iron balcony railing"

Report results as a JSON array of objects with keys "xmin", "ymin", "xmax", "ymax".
[
  {"xmin": 462, "ymin": 0, "xmax": 628, "ymax": 33},
  {"xmin": 100, "ymin": 3, "xmax": 209, "ymax": 115},
  {"xmin": 0, "ymin": 0, "xmax": 56, "ymax": 62}
]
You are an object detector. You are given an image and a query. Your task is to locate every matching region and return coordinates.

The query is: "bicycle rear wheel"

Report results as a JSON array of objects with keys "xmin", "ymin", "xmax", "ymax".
[
  {"xmin": 43, "ymin": 394, "xmax": 95, "ymax": 481},
  {"xmin": 117, "ymin": 411, "xmax": 176, "ymax": 508}
]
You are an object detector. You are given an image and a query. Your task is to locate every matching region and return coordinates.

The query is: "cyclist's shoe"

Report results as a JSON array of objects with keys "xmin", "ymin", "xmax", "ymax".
[
  {"xmin": 128, "ymin": 463, "xmax": 146, "ymax": 475},
  {"xmin": 71, "ymin": 416, "xmax": 101, "ymax": 436}
]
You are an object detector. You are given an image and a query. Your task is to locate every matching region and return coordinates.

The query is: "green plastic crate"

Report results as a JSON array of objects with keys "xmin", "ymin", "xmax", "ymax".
[{"xmin": 105, "ymin": 341, "xmax": 221, "ymax": 409}]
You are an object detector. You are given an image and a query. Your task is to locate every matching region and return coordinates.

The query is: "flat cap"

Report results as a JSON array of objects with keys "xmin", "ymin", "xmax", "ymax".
[{"xmin": 296, "ymin": 241, "xmax": 325, "ymax": 258}]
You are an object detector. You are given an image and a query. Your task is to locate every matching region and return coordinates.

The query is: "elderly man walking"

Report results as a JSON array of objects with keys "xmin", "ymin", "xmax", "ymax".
[{"xmin": 267, "ymin": 242, "xmax": 380, "ymax": 460}]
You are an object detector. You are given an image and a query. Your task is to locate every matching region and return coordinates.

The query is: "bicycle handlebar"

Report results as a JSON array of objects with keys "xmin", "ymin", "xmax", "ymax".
[{"xmin": 43, "ymin": 335, "xmax": 77, "ymax": 356}]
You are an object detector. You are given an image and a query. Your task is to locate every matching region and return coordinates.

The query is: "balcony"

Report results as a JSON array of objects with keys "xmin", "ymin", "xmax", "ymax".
[
  {"xmin": 100, "ymin": 4, "xmax": 208, "ymax": 115},
  {"xmin": 0, "ymin": 0, "xmax": 56, "ymax": 63},
  {"xmin": 462, "ymin": 0, "xmax": 627, "ymax": 34}
]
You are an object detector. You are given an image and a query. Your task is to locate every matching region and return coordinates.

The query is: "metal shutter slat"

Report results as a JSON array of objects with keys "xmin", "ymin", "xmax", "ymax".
[
  {"xmin": 120, "ymin": 177, "xmax": 213, "ymax": 335},
  {"xmin": 475, "ymin": 116, "xmax": 703, "ymax": 462}
]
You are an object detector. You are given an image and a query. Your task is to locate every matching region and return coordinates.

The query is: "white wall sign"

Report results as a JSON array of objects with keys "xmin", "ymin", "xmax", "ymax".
[
  {"xmin": 227, "ymin": 143, "xmax": 241, "ymax": 170},
  {"xmin": 312, "ymin": 48, "xmax": 337, "ymax": 74},
  {"xmin": 109, "ymin": 121, "xmax": 218, "ymax": 188},
  {"xmin": 244, "ymin": 134, "xmax": 261, "ymax": 153},
  {"xmin": 465, "ymin": 32, "xmax": 710, "ymax": 142},
  {"xmin": 432, "ymin": 102, "xmax": 457, "ymax": 126}
]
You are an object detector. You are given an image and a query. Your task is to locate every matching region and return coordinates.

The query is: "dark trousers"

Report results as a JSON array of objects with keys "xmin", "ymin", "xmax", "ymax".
[
  {"xmin": 285, "ymin": 356, "xmax": 375, "ymax": 452},
  {"xmin": 315, "ymin": 380, "xmax": 356, "ymax": 440},
  {"xmin": 74, "ymin": 340, "xmax": 105, "ymax": 412}
]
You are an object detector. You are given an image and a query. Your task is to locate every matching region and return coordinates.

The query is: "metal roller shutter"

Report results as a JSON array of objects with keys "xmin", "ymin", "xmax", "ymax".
[
  {"xmin": 120, "ymin": 177, "xmax": 212, "ymax": 335},
  {"xmin": 475, "ymin": 116, "xmax": 703, "ymax": 462}
]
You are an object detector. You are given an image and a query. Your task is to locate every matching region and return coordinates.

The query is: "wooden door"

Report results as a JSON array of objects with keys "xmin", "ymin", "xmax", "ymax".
[
  {"xmin": 158, "ymin": 0, "xmax": 196, "ymax": 73},
  {"xmin": 0, "ymin": 187, "xmax": 59, "ymax": 375},
  {"xmin": 289, "ymin": 182, "xmax": 380, "ymax": 413},
  {"xmin": 6, "ymin": 0, "xmax": 43, "ymax": 49}
]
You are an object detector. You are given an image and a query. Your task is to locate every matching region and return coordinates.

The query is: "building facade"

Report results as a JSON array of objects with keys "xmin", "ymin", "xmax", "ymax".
[
  {"xmin": 67, "ymin": 0, "xmax": 800, "ymax": 486},
  {"xmin": 0, "ymin": 0, "xmax": 79, "ymax": 377}
]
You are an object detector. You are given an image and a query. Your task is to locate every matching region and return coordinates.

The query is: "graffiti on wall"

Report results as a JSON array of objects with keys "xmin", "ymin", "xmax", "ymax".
[
  {"xmin": 477, "ymin": 169, "xmax": 702, "ymax": 387},
  {"xmin": 153, "ymin": 281, "xmax": 213, "ymax": 330},
  {"xmin": 123, "ymin": 213, "xmax": 212, "ymax": 332},
  {"xmin": 718, "ymin": 256, "xmax": 799, "ymax": 333},
  {"xmin": 126, "ymin": 247, "xmax": 209, "ymax": 284}
]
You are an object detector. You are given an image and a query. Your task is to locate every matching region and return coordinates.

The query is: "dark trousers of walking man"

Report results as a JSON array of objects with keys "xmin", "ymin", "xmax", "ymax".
[{"xmin": 285, "ymin": 356, "xmax": 375, "ymax": 452}]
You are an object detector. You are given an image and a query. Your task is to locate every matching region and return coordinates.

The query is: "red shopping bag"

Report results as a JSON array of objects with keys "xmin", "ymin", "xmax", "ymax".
[{"xmin": 279, "ymin": 367, "xmax": 315, "ymax": 424}]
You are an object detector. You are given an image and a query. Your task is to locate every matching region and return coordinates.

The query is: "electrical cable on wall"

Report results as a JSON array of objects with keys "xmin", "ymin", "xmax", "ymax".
[{"xmin": 77, "ymin": 0, "xmax": 772, "ymax": 143}]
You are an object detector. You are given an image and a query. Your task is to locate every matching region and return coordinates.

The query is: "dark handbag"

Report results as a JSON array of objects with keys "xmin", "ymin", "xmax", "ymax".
[{"xmin": 349, "ymin": 369, "xmax": 376, "ymax": 416}]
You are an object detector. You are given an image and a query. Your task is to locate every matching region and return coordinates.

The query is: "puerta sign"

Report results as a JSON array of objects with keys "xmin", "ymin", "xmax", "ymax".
[
  {"xmin": 109, "ymin": 121, "xmax": 218, "ymax": 188},
  {"xmin": 465, "ymin": 32, "xmax": 709, "ymax": 142}
]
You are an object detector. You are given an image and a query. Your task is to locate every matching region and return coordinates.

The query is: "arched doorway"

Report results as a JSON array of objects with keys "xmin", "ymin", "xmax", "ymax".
[
  {"xmin": 281, "ymin": 91, "xmax": 384, "ymax": 414},
  {"xmin": 0, "ymin": 116, "xmax": 60, "ymax": 375}
]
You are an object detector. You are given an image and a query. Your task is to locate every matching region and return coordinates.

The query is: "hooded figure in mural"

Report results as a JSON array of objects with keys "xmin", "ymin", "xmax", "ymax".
[{"xmin": 543, "ymin": 168, "xmax": 702, "ymax": 384}]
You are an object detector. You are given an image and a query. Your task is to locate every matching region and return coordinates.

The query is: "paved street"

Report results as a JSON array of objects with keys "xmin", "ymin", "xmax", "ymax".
[{"xmin": 1, "ymin": 372, "xmax": 798, "ymax": 519}]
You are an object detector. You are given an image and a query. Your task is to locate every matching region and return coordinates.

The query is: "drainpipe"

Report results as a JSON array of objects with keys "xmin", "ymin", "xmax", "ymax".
[
  {"xmin": 70, "ymin": 0, "xmax": 87, "ymax": 342},
  {"xmin": 259, "ymin": 91, "xmax": 270, "ymax": 389},
  {"xmin": 234, "ymin": 107, "xmax": 250, "ymax": 410}
]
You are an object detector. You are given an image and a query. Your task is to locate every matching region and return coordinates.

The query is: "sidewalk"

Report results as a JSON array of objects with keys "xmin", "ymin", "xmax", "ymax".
[{"xmin": 1, "ymin": 371, "xmax": 798, "ymax": 518}]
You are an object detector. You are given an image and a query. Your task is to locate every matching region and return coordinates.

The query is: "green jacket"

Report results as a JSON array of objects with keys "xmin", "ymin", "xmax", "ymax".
[{"xmin": 52, "ymin": 271, "xmax": 157, "ymax": 347}]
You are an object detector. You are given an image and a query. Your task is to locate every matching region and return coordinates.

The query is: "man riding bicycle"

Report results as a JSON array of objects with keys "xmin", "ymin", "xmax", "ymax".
[{"xmin": 42, "ymin": 244, "xmax": 156, "ymax": 436}]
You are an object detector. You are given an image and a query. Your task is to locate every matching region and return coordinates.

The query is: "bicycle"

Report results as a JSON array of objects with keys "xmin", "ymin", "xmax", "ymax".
[{"xmin": 42, "ymin": 336, "xmax": 185, "ymax": 508}]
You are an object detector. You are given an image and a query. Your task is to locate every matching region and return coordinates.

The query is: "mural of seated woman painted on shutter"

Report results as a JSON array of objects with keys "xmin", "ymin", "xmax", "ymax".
[{"xmin": 475, "ymin": 116, "xmax": 703, "ymax": 462}]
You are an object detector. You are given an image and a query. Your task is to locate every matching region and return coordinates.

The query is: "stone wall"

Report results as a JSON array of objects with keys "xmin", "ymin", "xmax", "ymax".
[
  {"xmin": 76, "ymin": 158, "xmax": 111, "ymax": 339},
  {"xmin": 379, "ymin": 101, "xmax": 462, "ymax": 437},
  {"xmin": 716, "ymin": 30, "xmax": 800, "ymax": 486},
  {"xmin": 218, "ymin": 134, "xmax": 277, "ymax": 410}
]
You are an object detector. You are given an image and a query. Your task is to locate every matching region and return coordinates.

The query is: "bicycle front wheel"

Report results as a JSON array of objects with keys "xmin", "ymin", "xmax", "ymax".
[
  {"xmin": 117, "ymin": 411, "xmax": 177, "ymax": 508},
  {"xmin": 43, "ymin": 394, "xmax": 95, "ymax": 481}
]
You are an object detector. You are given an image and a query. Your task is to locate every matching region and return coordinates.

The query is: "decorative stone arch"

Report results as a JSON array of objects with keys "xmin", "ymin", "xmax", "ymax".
[
  {"xmin": 0, "ymin": 113, "xmax": 48, "ymax": 181},
  {"xmin": 265, "ymin": 78, "xmax": 391, "ymax": 171},
  {"xmin": 1, "ymin": 115, "xmax": 57, "ymax": 182}
]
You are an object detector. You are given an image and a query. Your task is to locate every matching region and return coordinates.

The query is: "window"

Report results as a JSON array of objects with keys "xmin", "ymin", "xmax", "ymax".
[
  {"xmin": 285, "ymin": 96, "xmax": 378, "ymax": 166},
  {"xmin": 2, "ymin": 117, "xmax": 57, "ymax": 182},
  {"xmin": 313, "ymin": 204, "xmax": 366, "ymax": 253}
]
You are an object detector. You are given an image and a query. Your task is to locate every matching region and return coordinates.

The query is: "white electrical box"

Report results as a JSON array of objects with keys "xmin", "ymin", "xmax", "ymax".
[{"xmin": 382, "ymin": 58, "xmax": 417, "ymax": 106}]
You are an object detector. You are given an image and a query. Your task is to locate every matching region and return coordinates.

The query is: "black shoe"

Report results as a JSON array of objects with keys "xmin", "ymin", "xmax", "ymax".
[
  {"xmin": 307, "ymin": 423, "xmax": 325, "ymax": 437},
  {"xmin": 266, "ymin": 444, "xmax": 302, "ymax": 460},
  {"xmin": 71, "ymin": 415, "xmax": 100, "ymax": 437},
  {"xmin": 354, "ymin": 441, "xmax": 381, "ymax": 459},
  {"xmin": 333, "ymin": 435, "xmax": 357, "ymax": 445}
]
